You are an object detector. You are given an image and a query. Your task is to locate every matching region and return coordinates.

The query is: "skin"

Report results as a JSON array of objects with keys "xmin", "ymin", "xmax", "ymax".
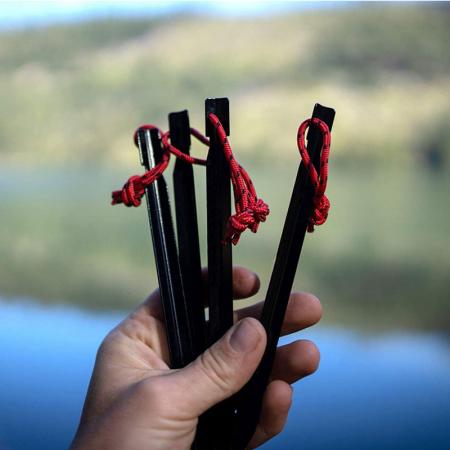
[{"xmin": 70, "ymin": 266, "xmax": 322, "ymax": 450}]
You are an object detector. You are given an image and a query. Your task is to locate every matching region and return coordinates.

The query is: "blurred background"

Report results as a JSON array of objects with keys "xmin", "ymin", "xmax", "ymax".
[{"xmin": 0, "ymin": 1, "xmax": 449, "ymax": 449}]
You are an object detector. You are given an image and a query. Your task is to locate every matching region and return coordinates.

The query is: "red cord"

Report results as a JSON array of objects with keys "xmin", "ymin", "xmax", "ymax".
[
  {"xmin": 208, "ymin": 113, "xmax": 269, "ymax": 244},
  {"xmin": 111, "ymin": 125, "xmax": 207, "ymax": 207},
  {"xmin": 296, "ymin": 117, "xmax": 331, "ymax": 232},
  {"xmin": 111, "ymin": 115, "xmax": 269, "ymax": 244},
  {"xmin": 111, "ymin": 125, "xmax": 168, "ymax": 207}
]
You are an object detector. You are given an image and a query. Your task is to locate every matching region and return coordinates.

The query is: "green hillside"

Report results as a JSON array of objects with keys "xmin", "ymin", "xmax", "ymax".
[
  {"xmin": 0, "ymin": 5, "xmax": 449, "ymax": 167},
  {"xmin": 1, "ymin": 5, "xmax": 450, "ymax": 330}
]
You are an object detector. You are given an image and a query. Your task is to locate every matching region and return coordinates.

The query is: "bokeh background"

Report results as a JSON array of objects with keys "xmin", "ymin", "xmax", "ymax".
[{"xmin": 1, "ymin": 1, "xmax": 449, "ymax": 449}]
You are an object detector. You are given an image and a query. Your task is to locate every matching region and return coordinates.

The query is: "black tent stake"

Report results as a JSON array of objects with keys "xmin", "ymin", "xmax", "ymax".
[
  {"xmin": 170, "ymin": 110, "xmax": 206, "ymax": 358},
  {"xmin": 169, "ymin": 110, "xmax": 207, "ymax": 450},
  {"xmin": 137, "ymin": 127, "xmax": 195, "ymax": 369},
  {"xmin": 205, "ymin": 97, "xmax": 233, "ymax": 345},
  {"xmin": 203, "ymin": 97, "xmax": 234, "ymax": 450},
  {"xmin": 232, "ymin": 104, "xmax": 336, "ymax": 449}
]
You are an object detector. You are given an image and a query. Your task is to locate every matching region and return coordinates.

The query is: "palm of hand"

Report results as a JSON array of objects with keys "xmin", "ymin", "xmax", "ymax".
[{"xmin": 71, "ymin": 267, "xmax": 322, "ymax": 450}]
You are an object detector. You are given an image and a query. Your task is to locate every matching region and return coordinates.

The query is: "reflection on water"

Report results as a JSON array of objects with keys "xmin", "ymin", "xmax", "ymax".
[{"xmin": 0, "ymin": 300, "xmax": 449, "ymax": 450}]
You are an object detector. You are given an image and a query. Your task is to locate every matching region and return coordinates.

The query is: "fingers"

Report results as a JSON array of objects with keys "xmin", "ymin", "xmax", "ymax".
[
  {"xmin": 135, "ymin": 266, "xmax": 261, "ymax": 323},
  {"xmin": 112, "ymin": 266, "xmax": 261, "ymax": 368},
  {"xmin": 167, "ymin": 318, "xmax": 267, "ymax": 417},
  {"xmin": 247, "ymin": 380, "xmax": 293, "ymax": 449},
  {"xmin": 202, "ymin": 266, "xmax": 260, "ymax": 300},
  {"xmin": 235, "ymin": 291, "xmax": 323, "ymax": 336},
  {"xmin": 270, "ymin": 339, "xmax": 320, "ymax": 384},
  {"xmin": 246, "ymin": 340, "xmax": 320, "ymax": 448}
]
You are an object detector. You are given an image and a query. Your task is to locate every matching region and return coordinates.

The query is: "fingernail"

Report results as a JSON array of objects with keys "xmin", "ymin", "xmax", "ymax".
[{"xmin": 229, "ymin": 318, "xmax": 261, "ymax": 353}]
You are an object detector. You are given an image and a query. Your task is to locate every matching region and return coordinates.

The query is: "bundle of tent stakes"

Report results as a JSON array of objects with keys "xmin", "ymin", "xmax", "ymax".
[{"xmin": 112, "ymin": 97, "xmax": 335, "ymax": 450}]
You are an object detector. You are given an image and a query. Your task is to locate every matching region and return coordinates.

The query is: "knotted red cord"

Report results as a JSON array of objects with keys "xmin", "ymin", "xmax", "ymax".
[
  {"xmin": 208, "ymin": 113, "xmax": 269, "ymax": 244},
  {"xmin": 111, "ymin": 125, "xmax": 168, "ymax": 207},
  {"xmin": 111, "ymin": 124, "xmax": 209, "ymax": 207},
  {"xmin": 297, "ymin": 117, "xmax": 331, "ymax": 232},
  {"xmin": 111, "ymin": 114, "xmax": 269, "ymax": 244}
]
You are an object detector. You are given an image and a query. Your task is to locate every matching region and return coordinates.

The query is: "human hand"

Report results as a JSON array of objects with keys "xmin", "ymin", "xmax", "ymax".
[{"xmin": 70, "ymin": 266, "xmax": 322, "ymax": 450}]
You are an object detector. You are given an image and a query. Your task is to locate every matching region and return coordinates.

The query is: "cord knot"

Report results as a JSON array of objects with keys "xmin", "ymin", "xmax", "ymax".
[
  {"xmin": 251, "ymin": 198, "xmax": 270, "ymax": 225},
  {"xmin": 112, "ymin": 115, "xmax": 269, "ymax": 245},
  {"xmin": 297, "ymin": 117, "xmax": 332, "ymax": 232},
  {"xmin": 308, "ymin": 194, "xmax": 330, "ymax": 232},
  {"xmin": 225, "ymin": 199, "xmax": 270, "ymax": 244},
  {"xmin": 112, "ymin": 175, "xmax": 145, "ymax": 207}
]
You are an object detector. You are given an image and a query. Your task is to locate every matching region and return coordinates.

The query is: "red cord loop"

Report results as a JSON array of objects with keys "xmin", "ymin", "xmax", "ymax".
[
  {"xmin": 112, "ymin": 125, "xmax": 170, "ymax": 207},
  {"xmin": 208, "ymin": 113, "xmax": 269, "ymax": 244},
  {"xmin": 111, "ymin": 115, "xmax": 269, "ymax": 244},
  {"xmin": 296, "ymin": 117, "xmax": 331, "ymax": 232}
]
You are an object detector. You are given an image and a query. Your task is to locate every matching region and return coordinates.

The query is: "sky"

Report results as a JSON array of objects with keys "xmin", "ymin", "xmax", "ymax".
[{"xmin": 0, "ymin": 0, "xmax": 348, "ymax": 29}]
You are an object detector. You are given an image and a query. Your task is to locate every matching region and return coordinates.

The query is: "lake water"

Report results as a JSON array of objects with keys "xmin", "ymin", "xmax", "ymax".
[{"xmin": 1, "ymin": 300, "xmax": 449, "ymax": 450}]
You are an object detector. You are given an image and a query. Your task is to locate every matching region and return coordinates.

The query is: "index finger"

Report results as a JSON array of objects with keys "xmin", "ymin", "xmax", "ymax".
[{"xmin": 134, "ymin": 266, "xmax": 261, "ymax": 322}]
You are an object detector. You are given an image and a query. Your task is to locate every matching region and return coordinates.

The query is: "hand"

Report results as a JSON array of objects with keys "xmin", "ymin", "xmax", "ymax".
[{"xmin": 70, "ymin": 267, "xmax": 322, "ymax": 450}]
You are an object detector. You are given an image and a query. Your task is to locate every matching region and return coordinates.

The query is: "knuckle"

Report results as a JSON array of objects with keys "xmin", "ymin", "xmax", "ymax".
[
  {"xmin": 117, "ymin": 313, "xmax": 160, "ymax": 341},
  {"xmin": 197, "ymin": 347, "xmax": 235, "ymax": 394},
  {"xmin": 97, "ymin": 329, "xmax": 119, "ymax": 356},
  {"xmin": 120, "ymin": 315, "xmax": 142, "ymax": 336}
]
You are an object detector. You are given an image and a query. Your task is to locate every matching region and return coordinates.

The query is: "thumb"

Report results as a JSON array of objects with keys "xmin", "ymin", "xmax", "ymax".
[{"xmin": 169, "ymin": 318, "xmax": 266, "ymax": 416}]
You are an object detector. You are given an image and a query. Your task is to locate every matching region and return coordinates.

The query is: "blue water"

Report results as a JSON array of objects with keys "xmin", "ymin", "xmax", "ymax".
[{"xmin": 1, "ymin": 300, "xmax": 449, "ymax": 450}]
